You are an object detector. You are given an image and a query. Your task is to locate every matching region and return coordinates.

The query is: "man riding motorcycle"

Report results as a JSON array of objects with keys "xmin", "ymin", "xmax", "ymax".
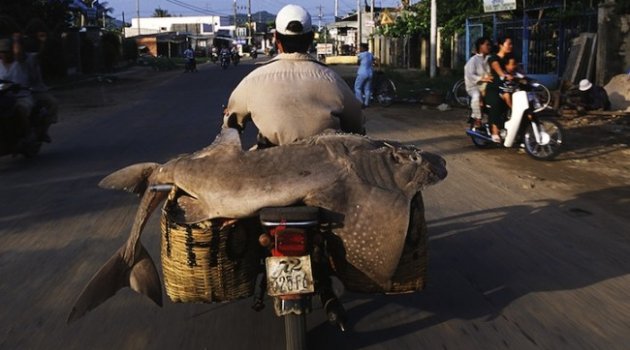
[
  {"xmin": 223, "ymin": 4, "xmax": 364, "ymax": 148},
  {"xmin": 222, "ymin": 4, "xmax": 365, "ymax": 325},
  {"xmin": 0, "ymin": 35, "xmax": 34, "ymax": 145}
]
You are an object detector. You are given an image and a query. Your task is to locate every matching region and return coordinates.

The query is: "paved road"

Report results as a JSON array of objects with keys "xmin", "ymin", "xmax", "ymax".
[{"xmin": 1, "ymin": 60, "xmax": 629, "ymax": 350}]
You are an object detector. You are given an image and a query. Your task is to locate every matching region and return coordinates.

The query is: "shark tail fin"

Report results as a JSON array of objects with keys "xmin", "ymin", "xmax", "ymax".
[
  {"xmin": 99, "ymin": 162, "xmax": 160, "ymax": 195},
  {"xmin": 67, "ymin": 244, "xmax": 162, "ymax": 324}
]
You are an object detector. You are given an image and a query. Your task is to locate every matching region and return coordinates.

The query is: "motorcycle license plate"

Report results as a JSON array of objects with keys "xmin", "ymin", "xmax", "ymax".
[{"xmin": 265, "ymin": 256, "xmax": 315, "ymax": 296}]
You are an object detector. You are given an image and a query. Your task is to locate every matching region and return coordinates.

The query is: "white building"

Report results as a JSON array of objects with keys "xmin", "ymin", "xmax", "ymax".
[{"xmin": 125, "ymin": 15, "xmax": 235, "ymax": 38}]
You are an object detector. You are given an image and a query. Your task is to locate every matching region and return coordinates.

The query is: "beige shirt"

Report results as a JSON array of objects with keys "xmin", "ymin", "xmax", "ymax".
[{"xmin": 224, "ymin": 53, "xmax": 365, "ymax": 146}]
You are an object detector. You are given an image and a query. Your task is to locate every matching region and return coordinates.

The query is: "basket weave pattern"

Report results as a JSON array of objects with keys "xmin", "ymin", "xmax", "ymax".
[{"xmin": 160, "ymin": 192, "xmax": 261, "ymax": 303}]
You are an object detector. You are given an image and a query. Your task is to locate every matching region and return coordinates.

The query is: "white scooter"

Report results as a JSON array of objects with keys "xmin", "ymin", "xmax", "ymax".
[{"xmin": 465, "ymin": 75, "xmax": 564, "ymax": 160}]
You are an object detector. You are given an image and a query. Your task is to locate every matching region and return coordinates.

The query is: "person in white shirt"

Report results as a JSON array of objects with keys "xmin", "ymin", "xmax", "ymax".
[
  {"xmin": 464, "ymin": 37, "xmax": 492, "ymax": 127},
  {"xmin": 0, "ymin": 34, "xmax": 35, "ymax": 143}
]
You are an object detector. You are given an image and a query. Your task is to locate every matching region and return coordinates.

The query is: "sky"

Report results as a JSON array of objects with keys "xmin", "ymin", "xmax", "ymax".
[{"xmin": 105, "ymin": 0, "xmax": 403, "ymax": 24}]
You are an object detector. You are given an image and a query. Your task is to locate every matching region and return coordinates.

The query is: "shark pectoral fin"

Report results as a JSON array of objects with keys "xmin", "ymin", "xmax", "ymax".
[
  {"xmin": 173, "ymin": 195, "xmax": 210, "ymax": 224},
  {"xmin": 67, "ymin": 245, "xmax": 163, "ymax": 324},
  {"xmin": 99, "ymin": 162, "xmax": 161, "ymax": 195},
  {"xmin": 129, "ymin": 245, "xmax": 163, "ymax": 308}
]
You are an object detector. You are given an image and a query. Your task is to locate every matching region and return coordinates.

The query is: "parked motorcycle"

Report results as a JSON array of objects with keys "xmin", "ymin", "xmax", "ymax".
[
  {"xmin": 256, "ymin": 206, "xmax": 345, "ymax": 350},
  {"xmin": 465, "ymin": 75, "xmax": 563, "ymax": 160},
  {"xmin": 0, "ymin": 80, "xmax": 52, "ymax": 158}
]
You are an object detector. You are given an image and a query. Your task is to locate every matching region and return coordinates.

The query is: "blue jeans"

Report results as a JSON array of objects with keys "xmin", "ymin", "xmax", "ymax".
[{"xmin": 354, "ymin": 73, "xmax": 373, "ymax": 106}]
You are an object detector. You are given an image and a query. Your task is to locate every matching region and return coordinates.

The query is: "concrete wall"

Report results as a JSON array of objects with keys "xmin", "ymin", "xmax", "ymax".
[{"xmin": 596, "ymin": 1, "xmax": 630, "ymax": 85}]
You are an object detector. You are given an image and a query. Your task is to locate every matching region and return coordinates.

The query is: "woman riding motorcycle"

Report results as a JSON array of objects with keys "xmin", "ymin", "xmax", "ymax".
[{"xmin": 485, "ymin": 36, "xmax": 515, "ymax": 143}]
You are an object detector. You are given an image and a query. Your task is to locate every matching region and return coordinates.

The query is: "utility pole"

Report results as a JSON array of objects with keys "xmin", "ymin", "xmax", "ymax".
[
  {"xmin": 371, "ymin": 0, "xmax": 374, "ymax": 40},
  {"xmin": 335, "ymin": 0, "xmax": 338, "ymax": 19},
  {"xmin": 122, "ymin": 11, "xmax": 125, "ymax": 34},
  {"xmin": 137, "ymin": 0, "xmax": 140, "ymax": 36},
  {"xmin": 357, "ymin": 0, "xmax": 362, "ymax": 46},
  {"xmin": 430, "ymin": 0, "xmax": 437, "ymax": 78},
  {"xmin": 247, "ymin": 0, "xmax": 252, "ymax": 45},
  {"xmin": 317, "ymin": 5, "xmax": 323, "ymax": 30},
  {"xmin": 233, "ymin": 0, "xmax": 238, "ymax": 40}
]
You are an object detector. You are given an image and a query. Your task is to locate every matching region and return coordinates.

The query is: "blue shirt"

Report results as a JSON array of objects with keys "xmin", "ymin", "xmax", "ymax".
[{"xmin": 357, "ymin": 51, "xmax": 374, "ymax": 76}]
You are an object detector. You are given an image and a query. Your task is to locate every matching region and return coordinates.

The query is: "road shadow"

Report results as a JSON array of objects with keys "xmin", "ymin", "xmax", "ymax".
[{"xmin": 308, "ymin": 185, "xmax": 630, "ymax": 349}]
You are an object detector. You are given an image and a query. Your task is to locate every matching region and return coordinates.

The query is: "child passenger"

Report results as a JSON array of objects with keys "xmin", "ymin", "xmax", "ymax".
[{"xmin": 500, "ymin": 57, "xmax": 519, "ymax": 109}]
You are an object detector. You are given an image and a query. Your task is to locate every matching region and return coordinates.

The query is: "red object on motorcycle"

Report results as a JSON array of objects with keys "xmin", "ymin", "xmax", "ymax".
[{"xmin": 271, "ymin": 226, "xmax": 307, "ymax": 257}]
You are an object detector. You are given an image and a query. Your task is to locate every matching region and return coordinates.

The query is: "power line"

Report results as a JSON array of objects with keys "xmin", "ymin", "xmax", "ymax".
[{"xmin": 164, "ymin": 0, "xmax": 224, "ymax": 16}]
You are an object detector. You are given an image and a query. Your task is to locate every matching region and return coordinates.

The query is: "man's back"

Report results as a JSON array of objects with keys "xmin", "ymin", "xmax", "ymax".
[
  {"xmin": 225, "ymin": 53, "xmax": 364, "ymax": 146},
  {"xmin": 357, "ymin": 51, "xmax": 373, "ymax": 76}
]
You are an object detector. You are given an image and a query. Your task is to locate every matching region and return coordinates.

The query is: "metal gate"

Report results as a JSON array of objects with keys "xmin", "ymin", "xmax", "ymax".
[{"xmin": 465, "ymin": 8, "xmax": 597, "ymax": 85}]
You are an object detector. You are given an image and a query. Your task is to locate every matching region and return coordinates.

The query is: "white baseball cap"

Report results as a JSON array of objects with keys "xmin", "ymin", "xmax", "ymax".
[
  {"xmin": 578, "ymin": 79, "xmax": 592, "ymax": 91},
  {"xmin": 276, "ymin": 4, "xmax": 312, "ymax": 35}
]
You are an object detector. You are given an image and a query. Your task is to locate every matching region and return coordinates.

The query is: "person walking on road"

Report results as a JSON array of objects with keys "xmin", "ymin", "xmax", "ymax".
[
  {"xmin": 464, "ymin": 37, "xmax": 492, "ymax": 128},
  {"xmin": 354, "ymin": 43, "xmax": 374, "ymax": 108}
]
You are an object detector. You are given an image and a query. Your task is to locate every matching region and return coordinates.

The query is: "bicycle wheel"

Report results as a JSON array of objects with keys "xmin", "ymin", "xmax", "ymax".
[
  {"xmin": 452, "ymin": 78, "xmax": 469, "ymax": 108},
  {"xmin": 531, "ymin": 83, "xmax": 551, "ymax": 112},
  {"xmin": 374, "ymin": 78, "xmax": 396, "ymax": 107}
]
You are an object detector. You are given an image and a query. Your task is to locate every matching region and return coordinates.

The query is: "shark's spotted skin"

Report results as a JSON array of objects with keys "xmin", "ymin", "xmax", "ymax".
[{"xmin": 68, "ymin": 129, "xmax": 446, "ymax": 322}]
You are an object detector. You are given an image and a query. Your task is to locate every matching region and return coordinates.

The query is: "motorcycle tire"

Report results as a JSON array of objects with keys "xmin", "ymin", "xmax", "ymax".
[
  {"xmin": 284, "ymin": 313, "xmax": 307, "ymax": 350},
  {"xmin": 523, "ymin": 118, "xmax": 563, "ymax": 161}
]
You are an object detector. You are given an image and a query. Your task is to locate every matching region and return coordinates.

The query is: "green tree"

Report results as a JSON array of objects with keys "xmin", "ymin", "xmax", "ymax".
[
  {"xmin": 0, "ymin": 0, "xmax": 70, "ymax": 34},
  {"xmin": 152, "ymin": 7, "xmax": 171, "ymax": 17}
]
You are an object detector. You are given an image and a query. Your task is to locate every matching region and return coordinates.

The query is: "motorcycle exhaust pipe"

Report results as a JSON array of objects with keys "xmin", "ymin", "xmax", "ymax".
[{"xmin": 465, "ymin": 129, "xmax": 494, "ymax": 142}]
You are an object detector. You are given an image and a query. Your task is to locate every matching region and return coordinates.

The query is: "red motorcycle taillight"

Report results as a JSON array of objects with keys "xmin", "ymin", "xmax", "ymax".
[{"xmin": 273, "ymin": 228, "xmax": 307, "ymax": 256}]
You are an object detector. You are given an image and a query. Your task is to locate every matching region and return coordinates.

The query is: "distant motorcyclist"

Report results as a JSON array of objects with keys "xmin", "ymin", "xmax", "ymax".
[
  {"xmin": 0, "ymin": 35, "xmax": 36, "ymax": 145},
  {"xmin": 230, "ymin": 46, "xmax": 240, "ymax": 65},
  {"xmin": 219, "ymin": 46, "xmax": 231, "ymax": 68},
  {"xmin": 183, "ymin": 45, "xmax": 195, "ymax": 71},
  {"xmin": 223, "ymin": 4, "xmax": 364, "ymax": 148},
  {"xmin": 1, "ymin": 17, "xmax": 56, "ymax": 145},
  {"xmin": 210, "ymin": 46, "xmax": 218, "ymax": 63},
  {"xmin": 220, "ymin": 46, "xmax": 230, "ymax": 57}
]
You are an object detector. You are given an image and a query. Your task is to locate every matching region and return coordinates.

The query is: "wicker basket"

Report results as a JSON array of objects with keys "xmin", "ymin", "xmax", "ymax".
[{"xmin": 160, "ymin": 190, "xmax": 262, "ymax": 303}]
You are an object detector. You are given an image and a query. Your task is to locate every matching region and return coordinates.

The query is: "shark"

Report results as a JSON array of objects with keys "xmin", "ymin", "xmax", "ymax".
[{"xmin": 67, "ymin": 128, "xmax": 447, "ymax": 323}]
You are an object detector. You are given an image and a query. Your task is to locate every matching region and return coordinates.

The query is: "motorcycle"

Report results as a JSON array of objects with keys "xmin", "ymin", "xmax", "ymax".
[
  {"xmin": 184, "ymin": 58, "xmax": 196, "ymax": 72},
  {"xmin": 220, "ymin": 53, "xmax": 230, "ymax": 70},
  {"xmin": 465, "ymin": 75, "xmax": 564, "ymax": 160},
  {"xmin": 232, "ymin": 52, "xmax": 241, "ymax": 66},
  {"xmin": 0, "ymin": 80, "xmax": 52, "ymax": 158},
  {"xmin": 250, "ymin": 48, "xmax": 258, "ymax": 59},
  {"xmin": 210, "ymin": 52, "xmax": 218, "ymax": 64},
  {"xmin": 255, "ymin": 206, "xmax": 345, "ymax": 350}
]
